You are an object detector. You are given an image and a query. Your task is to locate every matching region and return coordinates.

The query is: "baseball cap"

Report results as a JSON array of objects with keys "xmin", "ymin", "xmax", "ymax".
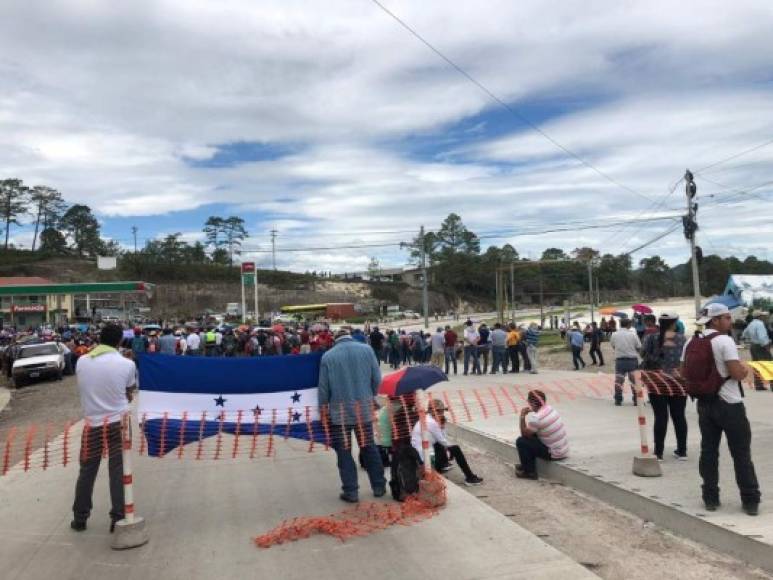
[
  {"xmin": 697, "ymin": 303, "xmax": 730, "ymax": 324},
  {"xmin": 659, "ymin": 312, "xmax": 679, "ymax": 320}
]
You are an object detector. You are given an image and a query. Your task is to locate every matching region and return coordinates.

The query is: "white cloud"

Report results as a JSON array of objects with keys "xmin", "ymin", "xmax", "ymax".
[{"xmin": 1, "ymin": 1, "xmax": 773, "ymax": 269}]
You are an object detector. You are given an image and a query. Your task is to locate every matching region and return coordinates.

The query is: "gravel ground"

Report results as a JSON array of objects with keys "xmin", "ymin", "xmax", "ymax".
[{"xmin": 442, "ymin": 446, "xmax": 772, "ymax": 580}]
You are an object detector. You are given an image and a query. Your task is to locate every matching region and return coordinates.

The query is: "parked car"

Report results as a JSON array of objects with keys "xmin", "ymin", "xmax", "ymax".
[
  {"xmin": 12, "ymin": 343, "xmax": 65, "ymax": 387},
  {"xmin": 401, "ymin": 310, "xmax": 421, "ymax": 319}
]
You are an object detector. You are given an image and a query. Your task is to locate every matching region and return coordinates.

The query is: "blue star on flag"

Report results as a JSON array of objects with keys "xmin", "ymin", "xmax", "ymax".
[
  {"xmin": 214, "ymin": 395, "xmax": 227, "ymax": 407},
  {"xmin": 292, "ymin": 411, "xmax": 302, "ymax": 422},
  {"xmin": 291, "ymin": 392, "xmax": 302, "ymax": 403}
]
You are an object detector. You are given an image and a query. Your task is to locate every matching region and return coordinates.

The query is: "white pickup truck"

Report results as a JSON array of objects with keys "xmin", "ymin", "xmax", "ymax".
[{"xmin": 12, "ymin": 343, "xmax": 65, "ymax": 386}]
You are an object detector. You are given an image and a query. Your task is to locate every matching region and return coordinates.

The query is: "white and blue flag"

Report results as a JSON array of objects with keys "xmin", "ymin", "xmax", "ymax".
[{"xmin": 138, "ymin": 352, "xmax": 324, "ymax": 456}]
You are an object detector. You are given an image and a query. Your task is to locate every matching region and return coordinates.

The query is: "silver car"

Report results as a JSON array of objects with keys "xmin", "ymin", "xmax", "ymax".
[{"xmin": 12, "ymin": 343, "xmax": 65, "ymax": 387}]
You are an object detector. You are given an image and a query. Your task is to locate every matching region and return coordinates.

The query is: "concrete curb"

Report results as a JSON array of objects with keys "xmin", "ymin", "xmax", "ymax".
[{"xmin": 447, "ymin": 422, "xmax": 773, "ymax": 574}]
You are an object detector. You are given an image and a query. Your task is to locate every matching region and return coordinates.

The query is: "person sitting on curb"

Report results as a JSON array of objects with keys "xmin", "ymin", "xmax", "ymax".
[
  {"xmin": 515, "ymin": 389, "xmax": 569, "ymax": 480},
  {"xmin": 411, "ymin": 399, "xmax": 483, "ymax": 486}
]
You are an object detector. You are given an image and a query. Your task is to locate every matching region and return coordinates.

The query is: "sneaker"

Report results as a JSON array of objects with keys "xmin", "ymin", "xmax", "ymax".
[
  {"xmin": 614, "ymin": 400, "xmax": 622, "ymax": 406},
  {"xmin": 464, "ymin": 475, "xmax": 483, "ymax": 486},
  {"xmin": 373, "ymin": 487, "xmax": 386, "ymax": 498},
  {"xmin": 339, "ymin": 493, "xmax": 359, "ymax": 503},
  {"xmin": 673, "ymin": 450, "xmax": 688, "ymax": 461},
  {"xmin": 743, "ymin": 503, "xmax": 759, "ymax": 516},
  {"xmin": 439, "ymin": 464, "xmax": 454, "ymax": 473},
  {"xmin": 656, "ymin": 455, "xmax": 663, "ymax": 462},
  {"xmin": 515, "ymin": 470, "xmax": 538, "ymax": 480},
  {"xmin": 70, "ymin": 520, "xmax": 87, "ymax": 532},
  {"xmin": 530, "ymin": 370, "xmax": 538, "ymax": 374},
  {"xmin": 704, "ymin": 500, "xmax": 720, "ymax": 512}
]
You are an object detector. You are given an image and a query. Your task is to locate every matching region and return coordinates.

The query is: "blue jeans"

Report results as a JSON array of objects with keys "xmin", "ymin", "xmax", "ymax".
[
  {"xmin": 463, "ymin": 345, "xmax": 480, "ymax": 374},
  {"xmin": 444, "ymin": 346, "xmax": 457, "ymax": 375},
  {"xmin": 571, "ymin": 346, "xmax": 585, "ymax": 370},
  {"xmin": 331, "ymin": 423, "xmax": 385, "ymax": 497},
  {"xmin": 491, "ymin": 345, "xmax": 506, "ymax": 373},
  {"xmin": 614, "ymin": 357, "xmax": 639, "ymax": 402}
]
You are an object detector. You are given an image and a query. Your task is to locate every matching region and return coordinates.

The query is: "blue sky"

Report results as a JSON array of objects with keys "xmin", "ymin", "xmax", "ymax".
[{"xmin": 3, "ymin": 1, "xmax": 773, "ymax": 271}]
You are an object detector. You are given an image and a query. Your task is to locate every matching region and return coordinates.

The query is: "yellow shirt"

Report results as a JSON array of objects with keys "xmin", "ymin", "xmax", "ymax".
[{"xmin": 506, "ymin": 330, "xmax": 520, "ymax": 346}]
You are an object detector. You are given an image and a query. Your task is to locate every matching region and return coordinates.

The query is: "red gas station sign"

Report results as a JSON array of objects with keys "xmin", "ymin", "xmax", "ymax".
[
  {"xmin": 11, "ymin": 304, "xmax": 46, "ymax": 313},
  {"xmin": 241, "ymin": 262, "xmax": 255, "ymax": 274}
]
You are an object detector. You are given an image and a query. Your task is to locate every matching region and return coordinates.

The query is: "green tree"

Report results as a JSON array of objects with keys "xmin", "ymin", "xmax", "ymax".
[
  {"xmin": 29, "ymin": 186, "xmax": 65, "ymax": 251},
  {"xmin": 60, "ymin": 204, "xmax": 102, "ymax": 256},
  {"xmin": 0, "ymin": 178, "xmax": 29, "ymax": 250},
  {"xmin": 367, "ymin": 256, "xmax": 381, "ymax": 279},
  {"xmin": 541, "ymin": 248, "xmax": 568, "ymax": 261},
  {"xmin": 597, "ymin": 254, "xmax": 632, "ymax": 290},
  {"xmin": 203, "ymin": 216, "xmax": 225, "ymax": 248},
  {"xmin": 39, "ymin": 227, "xmax": 68, "ymax": 254},
  {"xmin": 211, "ymin": 247, "xmax": 230, "ymax": 265},
  {"xmin": 435, "ymin": 213, "xmax": 479, "ymax": 257},
  {"xmin": 571, "ymin": 247, "xmax": 600, "ymax": 263},
  {"xmin": 639, "ymin": 256, "xmax": 671, "ymax": 297},
  {"xmin": 221, "ymin": 216, "xmax": 248, "ymax": 265}
]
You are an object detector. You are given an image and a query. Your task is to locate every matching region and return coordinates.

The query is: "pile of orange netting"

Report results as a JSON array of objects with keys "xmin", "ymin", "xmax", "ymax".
[{"xmin": 254, "ymin": 471, "xmax": 447, "ymax": 548}]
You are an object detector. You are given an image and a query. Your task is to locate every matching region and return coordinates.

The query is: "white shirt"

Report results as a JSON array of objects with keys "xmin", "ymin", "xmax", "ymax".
[
  {"xmin": 411, "ymin": 415, "xmax": 450, "ymax": 457},
  {"xmin": 463, "ymin": 327, "xmax": 479, "ymax": 346},
  {"xmin": 431, "ymin": 332, "xmax": 445, "ymax": 353},
  {"xmin": 178, "ymin": 336, "xmax": 187, "ymax": 354},
  {"xmin": 526, "ymin": 404, "xmax": 569, "ymax": 459},
  {"xmin": 187, "ymin": 333, "xmax": 201, "ymax": 350},
  {"xmin": 215, "ymin": 332, "xmax": 223, "ymax": 346},
  {"xmin": 682, "ymin": 329, "xmax": 743, "ymax": 404},
  {"xmin": 76, "ymin": 351, "xmax": 136, "ymax": 424},
  {"xmin": 610, "ymin": 329, "xmax": 641, "ymax": 359}
]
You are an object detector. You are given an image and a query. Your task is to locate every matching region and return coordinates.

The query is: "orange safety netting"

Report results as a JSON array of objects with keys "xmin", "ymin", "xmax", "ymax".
[{"xmin": 253, "ymin": 471, "xmax": 447, "ymax": 548}]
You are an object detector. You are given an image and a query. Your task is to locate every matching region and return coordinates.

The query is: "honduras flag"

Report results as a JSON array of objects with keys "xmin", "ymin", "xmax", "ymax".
[{"xmin": 138, "ymin": 353, "xmax": 324, "ymax": 456}]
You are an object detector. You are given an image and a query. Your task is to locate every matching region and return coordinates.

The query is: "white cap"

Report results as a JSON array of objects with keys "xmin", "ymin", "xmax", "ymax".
[
  {"xmin": 659, "ymin": 312, "xmax": 679, "ymax": 320},
  {"xmin": 697, "ymin": 303, "xmax": 730, "ymax": 325}
]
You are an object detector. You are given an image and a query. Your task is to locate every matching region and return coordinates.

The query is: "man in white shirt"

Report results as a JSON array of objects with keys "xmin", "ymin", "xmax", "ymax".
[
  {"xmin": 682, "ymin": 303, "xmax": 760, "ymax": 515},
  {"xmin": 430, "ymin": 327, "xmax": 445, "ymax": 368},
  {"xmin": 411, "ymin": 400, "xmax": 483, "ymax": 486},
  {"xmin": 186, "ymin": 330, "xmax": 201, "ymax": 356},
  {"xmin": 71, "ymin": 324, "xmax": 137, "ymax": 532},
  {"xmin": 610, "ymin": 318, "xmax": 641, "ymax": 406},
  {"xmin": 462, "ymin": 320, "xmax": 481, "ymax": 375},
  {"xmin": 742, "ymin": 311, "xmax": 771, "ymax": 391},
  {"xmin": 516, "ymin": 389, "xmax": 569, "ymax": 479}
]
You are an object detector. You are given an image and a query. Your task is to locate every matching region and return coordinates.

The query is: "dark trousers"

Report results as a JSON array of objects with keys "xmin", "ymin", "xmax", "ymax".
[
  {"xmin": 371, "ymin": 345, "xmax": 382, "ymax": 363},
  {"xmin": 444, "ymin": 347, "xmax": 457, "ymax": 375},
  {"xmin": 516, "ymin": 436, "xmax": 551, "ymax": 475},
  {"xmin": 649, "ymin": 394, "xmax": 688, "ymax": 458},
  {"xmin": 750, "ymin": 344, "xmax": 772, "ymax": 389},
  {"xmin": 697, "ymin": 398, "xmax": 760, "ymax": 506},
  {"xmin": 331, "ymin": 423, "xmax": 385, "ymax": 497},
  {"xmin": 463, "ymin": 346, "xmax": 480, "ymax": 374},
  {"xmin": 72, "ymin": 422, "xmax": 124, "ymax": 524},
  {"xmin": 571, "ymin": 346, "xmax": 585, "ymax": 370},
  {"xmin": 433, "ymin": 443, "xmax": 475, "ymax": 480},
  {"xmin": 507, "ymin": 345, "xmax": 520, "ymax": 373},
  {"xmin": 477, "ymin": 346, "xmax": 490, "ymax": 373},
  {"xmin": 519, "ymin": 343, "xmax": 531, "ymax": 371},
  {"xmin": 614, "ymin": 358, "xmax": 639, "ymax": 403},
  {"xmin": 491, "ymin": 346, "xmax": 506, "ymax": 373},
  {"xmin": 589, "ymin": 343, "xmax": 604, "ymax": 365}
]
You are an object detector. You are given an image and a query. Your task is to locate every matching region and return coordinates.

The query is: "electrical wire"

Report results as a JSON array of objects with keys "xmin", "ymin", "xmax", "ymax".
[
  {"xmin": 367, "ymin": 0, "xmax": 656, "ymax": 204},
  {"xmin": 694, "ymin": 136, "xmax": 773, "ymax": 176}
]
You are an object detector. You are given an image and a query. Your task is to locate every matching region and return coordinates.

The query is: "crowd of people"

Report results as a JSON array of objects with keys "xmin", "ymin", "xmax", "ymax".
[{"xmin": 365, "ymin": 319, "xmax": 541, "ymax": 376}]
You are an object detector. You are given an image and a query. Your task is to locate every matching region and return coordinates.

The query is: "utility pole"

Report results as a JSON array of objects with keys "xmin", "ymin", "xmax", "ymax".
[
  {"xmin": 510, "ymin": 261, "xmax": 515, "ymax": 321},
  {"xmin": 539, "ymin": 263, "xmax": 545, "ymax": 327},
  {"xmin": 587, "ymin": 260, "xmax": 595, "ymax": 324},
  {"xmin": 684, "ymin": 169, "xmax": 702, "ymax": 318},
  {"xmin": 131, "ymin": 226, "xmax": 138, "ymax": 253},
  {"xmin": 420, "ymin": 225, "xmax": 429, "ymax": 330},
  {"xmin": 270, "ymin": 228, "xmax": 278, "ymax": 270}
]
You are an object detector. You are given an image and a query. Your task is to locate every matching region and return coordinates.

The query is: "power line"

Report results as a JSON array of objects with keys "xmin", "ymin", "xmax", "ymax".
[
  {"xmin": 622, "ymin": 222, "xmax": 681, "ymax": 256},
  {"xmin": 367, "ymin": 0, "xmax": 656, "ymax": 204},
  {"xmin": 694, "ymin": 136, "xmax": 773, "ymax": 176}
]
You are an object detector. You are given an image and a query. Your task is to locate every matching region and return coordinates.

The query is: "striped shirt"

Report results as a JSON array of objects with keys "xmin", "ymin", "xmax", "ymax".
[{"xmin": 526, "ymin": 405, "xmax": 569, "ymax": 459}]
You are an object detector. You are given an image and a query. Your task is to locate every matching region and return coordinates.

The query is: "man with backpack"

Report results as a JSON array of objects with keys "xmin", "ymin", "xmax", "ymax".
[{"xmin": 682, "ymin": 303, "xmax": 760, "ymax": 516}]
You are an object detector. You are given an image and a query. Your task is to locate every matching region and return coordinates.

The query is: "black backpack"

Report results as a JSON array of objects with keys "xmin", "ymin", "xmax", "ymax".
[{"xmin": 389, "ymin": 445, "xmax": 422, "ymax": 502}]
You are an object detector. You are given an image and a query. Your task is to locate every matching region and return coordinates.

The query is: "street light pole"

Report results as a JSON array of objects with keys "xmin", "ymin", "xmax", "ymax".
[
  {"xmin": 420, "ymin": 225, "xmax": 429, "ymax": 330},
  {"xmin": 588, "ymin": 260, "xmax": 595, "ymax": 324}
]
